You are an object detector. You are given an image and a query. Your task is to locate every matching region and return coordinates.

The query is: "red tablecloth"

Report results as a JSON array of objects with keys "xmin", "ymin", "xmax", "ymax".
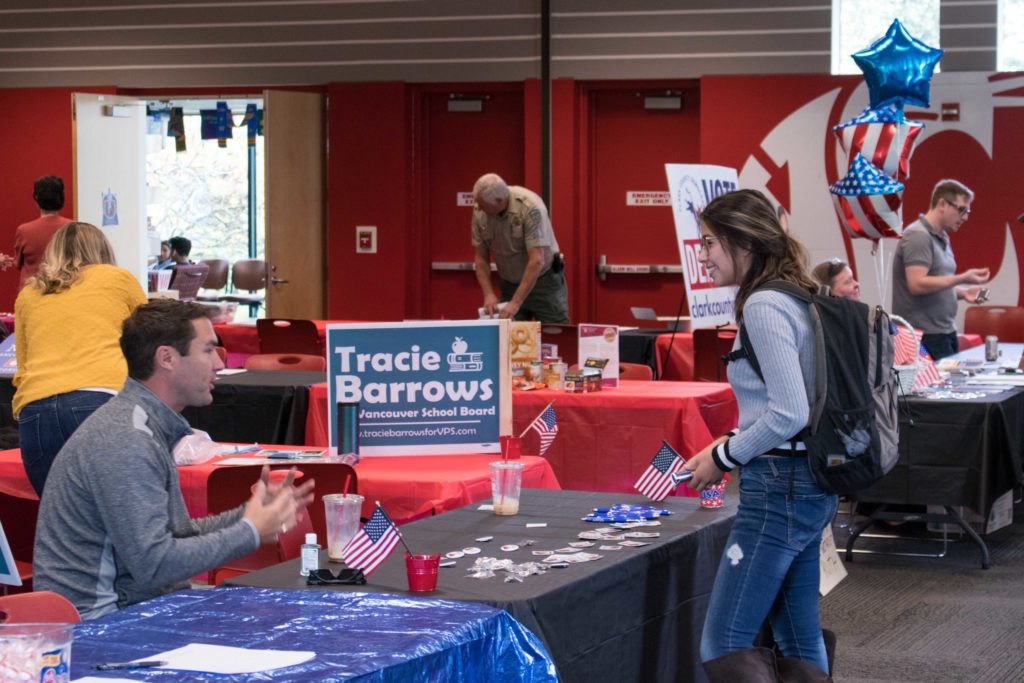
[
  {"xmin": 654, "ymin": 333, "xmax": 694, "ymax": 381},
  {"xmin": 305, "ymin": 380, "xmax": 737, "ymax": 496},
  {"xmin": 213, "ymin": 320, "xmax": 356, "ymax": 368},
  {"xmin": 0, "ymin": 449, "xmax": 560, "ymax": 527},
  {"xmin": 650, "ymin": 331, "xmax": 982, "ymax": 381}
]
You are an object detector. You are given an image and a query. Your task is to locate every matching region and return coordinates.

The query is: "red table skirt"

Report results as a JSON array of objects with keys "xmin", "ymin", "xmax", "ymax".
[
  {"xmin": 654, "ymin": 333, "xmax": 695, "ymax": 381},
  {"xmin": 305, "ymin": 379, "xmax": 738, "ymax": 498},
  {"xmin": 0, "ymin": 449, "xmax": 560, "ymax": 528}
]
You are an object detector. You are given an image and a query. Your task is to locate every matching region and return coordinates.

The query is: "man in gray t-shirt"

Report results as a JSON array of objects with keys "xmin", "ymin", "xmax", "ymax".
[
  {"xmin": 471, "ymin": 173, "xmax": 569, "ymax": 323},
  {"xmin": 891, "ymin": 179, "xmax": 990, "ymax": 360}
]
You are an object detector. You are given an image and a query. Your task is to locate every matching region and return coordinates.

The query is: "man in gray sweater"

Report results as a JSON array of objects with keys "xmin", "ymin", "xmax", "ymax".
[{"xmin": 33, "ymin": 299, "xmax": 314, "ymax": 619}]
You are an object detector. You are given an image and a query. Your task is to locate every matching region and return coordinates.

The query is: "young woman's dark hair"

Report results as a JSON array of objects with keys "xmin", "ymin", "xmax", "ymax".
[{"xmin": 699, "ymin": 189, "xmax": 816, "ymax": 319}]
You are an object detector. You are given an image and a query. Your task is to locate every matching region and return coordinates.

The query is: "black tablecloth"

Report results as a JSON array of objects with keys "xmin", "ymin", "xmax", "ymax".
[
  {"xmin": 620, "ymin": 328, "xmax": 673, "ymax": 375},
  {"xmin": 858, "ymin": 387, "xmax": 1024, "ymax": 514},
  {"xmin": 182, "ymin": 370, "xmax": 324, "ymax": 445},
  {"xmin": 228, "ymin": 488, "xmax": 736, "ymax": 683}
]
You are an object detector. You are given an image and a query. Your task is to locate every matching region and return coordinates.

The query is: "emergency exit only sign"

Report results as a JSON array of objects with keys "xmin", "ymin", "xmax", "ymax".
[{"xmin": 626, "ymin": 191, "xmax": 670, "ymax": 206}]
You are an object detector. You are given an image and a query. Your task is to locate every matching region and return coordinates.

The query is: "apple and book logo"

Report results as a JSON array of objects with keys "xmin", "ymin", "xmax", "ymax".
[{"xmin": 447, "ymin": 336, "xmax": 483, "ymax": 372}]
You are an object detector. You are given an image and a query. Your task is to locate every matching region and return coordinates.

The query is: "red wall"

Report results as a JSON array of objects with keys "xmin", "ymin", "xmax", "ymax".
[
  {"xmin": 0, "ymin": 88, "xmax": 112, "ymax": 311},
  {"xmin": 325, "ymin": 83, "xmax": 410, "ymax": 320},
  {"xmin": 325, "ymin": 81, "xmax": 544, "ymax": 321},
  {"xmin": 700, "ymin": 74, "xmax": 1024, "ymax": 305}
]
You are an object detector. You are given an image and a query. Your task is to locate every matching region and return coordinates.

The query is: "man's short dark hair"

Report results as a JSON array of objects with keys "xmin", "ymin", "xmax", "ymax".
[
  {"xmin": 168, "ymin": 236, "xmax": 192, "ymax": 257},
  {"xmin": 121, "ymin": 300, "xmax": 214, "ymax": 380},
  {"xmin": 33, "ymin": 176, "xmax": 65, "ymax": 212}
]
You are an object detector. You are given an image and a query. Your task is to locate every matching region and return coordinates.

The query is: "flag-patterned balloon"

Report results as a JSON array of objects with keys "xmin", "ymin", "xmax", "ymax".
[
  {"xmin": 829, "ymin": 153, "xmax": 905, "ymax": 240},
  {"xmin": 833, "ymin": 106, "xmax": 924, "ymax": 182}
]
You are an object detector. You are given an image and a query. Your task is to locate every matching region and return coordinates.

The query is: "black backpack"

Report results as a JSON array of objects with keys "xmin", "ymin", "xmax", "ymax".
[{"xmin": 726, "ymin": 281, "xmax": 899, "ymax": 495}]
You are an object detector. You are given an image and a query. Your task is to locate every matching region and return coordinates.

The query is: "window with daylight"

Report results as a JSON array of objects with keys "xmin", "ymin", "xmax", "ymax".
[
  {"xmin": 998, "ymin": 0, "xmax": 1024, "ymax": 71},
  {"xmin": 831, "ymin": 0, "xmax": 940, "ymax": 74}
]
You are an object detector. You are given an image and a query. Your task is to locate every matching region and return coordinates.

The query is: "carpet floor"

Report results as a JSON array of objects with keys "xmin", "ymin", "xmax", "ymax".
[{"xmin": 823, "ymin": 503, "xmax": 1024, "ymax": 682}]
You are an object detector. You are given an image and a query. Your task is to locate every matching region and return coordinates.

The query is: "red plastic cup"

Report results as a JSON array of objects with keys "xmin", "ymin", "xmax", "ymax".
[
  {"xmin": 405, "ymin": 552, "xmax": 440, "ymax": 592},
  {"xmin": 500, "ymin": 435, "xmax": 522, "ymax": 460}
]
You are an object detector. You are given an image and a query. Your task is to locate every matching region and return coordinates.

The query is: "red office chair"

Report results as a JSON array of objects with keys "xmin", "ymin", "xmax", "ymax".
[
  {"xmin": 244, "ymin": 353, "xmax": 326, "ymax": 372},
  {"xmin": 692, "ymin": 326, "xmax": 737, "ymax": 382},
  {"xmin": 205, "ymin": 463, "xmax": 357, "ymax": 583},
  {"xmin": 619, "ymin": 362, "xmax": 654, "ymax": 381},
  {"xmin": 964, "ymin": 306, "xmax": 1024, "ymax": 343},
  {"xmin": 0, "ymin": 591, "xmax": 80, "ymax": 623},
  {"xmin": 256, "ymin": 319, "xmax": 321, "ymax": 355}
]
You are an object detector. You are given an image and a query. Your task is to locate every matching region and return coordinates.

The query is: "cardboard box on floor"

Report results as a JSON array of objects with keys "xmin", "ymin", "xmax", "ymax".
[{"xmin": 927, "ymin": 490, "xmax": 1015, "ymax": 535}]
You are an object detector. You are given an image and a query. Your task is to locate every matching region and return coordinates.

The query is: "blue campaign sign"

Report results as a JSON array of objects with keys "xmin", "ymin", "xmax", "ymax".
[{"xmin": 326, "ymin": 320, "xmax": 508, "ymax": 455}]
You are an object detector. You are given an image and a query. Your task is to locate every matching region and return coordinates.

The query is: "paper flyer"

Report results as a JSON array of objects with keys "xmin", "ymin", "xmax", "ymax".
[{"xmin": 578, "ymin": 324, "xmax": 619, "ymax": 388}]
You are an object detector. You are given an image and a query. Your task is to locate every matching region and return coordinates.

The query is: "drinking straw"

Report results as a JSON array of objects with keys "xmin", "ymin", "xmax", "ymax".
[
  {"xmin": 342, "ymin": 473, "xmax": 352, "ymax": 496},
  {"xmin": 499, "ymin": 466, "xmax": 505, "ymax": 507}
]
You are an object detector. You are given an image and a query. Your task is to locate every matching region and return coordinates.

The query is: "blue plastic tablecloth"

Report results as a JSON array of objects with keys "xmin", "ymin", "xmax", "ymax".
[{"xmin": 72, "ymin": 586, "xmax": 556, "ymax": 682}]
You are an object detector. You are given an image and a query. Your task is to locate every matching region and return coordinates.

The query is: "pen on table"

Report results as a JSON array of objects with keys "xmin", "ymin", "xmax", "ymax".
[{"xmin": 95, "ymin": 660, "xmax": 167, "ymax": 671}]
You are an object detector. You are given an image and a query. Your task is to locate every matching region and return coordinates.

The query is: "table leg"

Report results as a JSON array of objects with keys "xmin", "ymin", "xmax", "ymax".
[
  {"xmin": 844, "ymin": 504, "xmax": 991, "ymax": 569},
  {"xmin": 942, "ymin": 505, "xmax": 991, "ymax": 570}
]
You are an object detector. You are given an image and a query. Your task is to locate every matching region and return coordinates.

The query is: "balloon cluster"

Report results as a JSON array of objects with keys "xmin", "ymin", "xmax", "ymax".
[{"xmin": 829, "ymin": 19, "xmax": 943, "ymax": 241}]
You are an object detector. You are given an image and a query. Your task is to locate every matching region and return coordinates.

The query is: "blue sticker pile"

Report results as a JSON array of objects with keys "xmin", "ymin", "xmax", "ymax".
[{"xmin": 583, "ymin": 504, "xmax": 672, "ymax": 523}]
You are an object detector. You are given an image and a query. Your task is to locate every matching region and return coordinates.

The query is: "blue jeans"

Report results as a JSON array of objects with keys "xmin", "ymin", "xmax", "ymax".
[
  {"xmin": 18, "ymin": 390, "xmax": 114, "ymax": 496},
  {"xmin": 700, "ymin": 455, "xmax": 838, "ymax": 672}
]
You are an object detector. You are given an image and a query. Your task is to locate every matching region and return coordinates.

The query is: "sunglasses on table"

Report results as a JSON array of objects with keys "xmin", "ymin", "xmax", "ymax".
[{"xmin": 305, "ymin": 568, "xmax": 366, "ymax": 586}]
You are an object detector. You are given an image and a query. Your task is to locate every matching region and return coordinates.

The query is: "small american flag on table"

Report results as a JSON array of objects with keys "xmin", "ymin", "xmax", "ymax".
[
  {"xmin": 634, "ymin": 441, "xmax": 687, "ymax": 502},
  {"xmin": 341, "ymin": 506, "xmax": 400, "ymax": 575},
  {"xmin": 527, "ymin": 402, "xmax": 558, "ymax": 456}
]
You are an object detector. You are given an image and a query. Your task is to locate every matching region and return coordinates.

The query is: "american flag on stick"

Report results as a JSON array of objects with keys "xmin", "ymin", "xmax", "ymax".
[
  {"xmin": 521, "ymin": 401, "xmax": 558, "ymax": 456},
  {"xmin": 634, "ymin": 441, "xmax": 687, "ymax": 502},
  {"xmin": 342, "ymin": 505, "xmax": 401, "ymax": 576}
]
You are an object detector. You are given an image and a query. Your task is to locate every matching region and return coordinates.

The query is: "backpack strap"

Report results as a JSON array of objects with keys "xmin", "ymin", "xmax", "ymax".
[{"xmin": 724, "ymin": 280, "xmax": 828, "ymax": 435}]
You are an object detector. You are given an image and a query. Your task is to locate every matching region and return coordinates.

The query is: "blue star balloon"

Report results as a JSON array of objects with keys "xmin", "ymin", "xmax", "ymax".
[{"xmin": 852, "ymin": 19, "xmax": 943, "ymax": 110}]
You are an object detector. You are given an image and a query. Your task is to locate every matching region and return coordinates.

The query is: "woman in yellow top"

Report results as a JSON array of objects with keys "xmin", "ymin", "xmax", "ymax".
[{"xmin": 14, "ymin": 222, "xmax": 147, "ymax": 495}]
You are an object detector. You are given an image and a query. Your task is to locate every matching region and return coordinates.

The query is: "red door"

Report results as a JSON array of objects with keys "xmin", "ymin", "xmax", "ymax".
[
  {"xmin": 586, "ymin": 83, "xmax": 701, "ymax": 325},
  {"xmin": 418, "ymin": 86, "xmax": 524, "ymax": 320}
]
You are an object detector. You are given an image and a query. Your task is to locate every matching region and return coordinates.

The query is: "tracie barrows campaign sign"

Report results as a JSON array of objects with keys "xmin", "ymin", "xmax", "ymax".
[{"xmin": 326, "ymin": 320, "xmax": 511, "ymax": 455}]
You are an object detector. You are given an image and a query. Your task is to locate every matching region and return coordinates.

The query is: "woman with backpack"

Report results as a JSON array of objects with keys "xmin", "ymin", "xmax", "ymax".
[
  {"xmin": 683, "ymin": 189, "xmax": 838, "ymax": 682},
  {"xmin": 13, "ymin": 222, "xmax": 147, "ymax": 496}
]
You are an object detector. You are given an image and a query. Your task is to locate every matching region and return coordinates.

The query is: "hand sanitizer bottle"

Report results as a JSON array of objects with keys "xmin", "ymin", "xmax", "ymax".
[{"xmin": 300, "ymin": 533, "xmax": 320, "ymax": 576}]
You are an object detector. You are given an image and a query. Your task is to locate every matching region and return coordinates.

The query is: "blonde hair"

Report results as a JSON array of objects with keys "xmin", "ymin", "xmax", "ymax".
[{"xmin": 28, "ymin": 222, "xmax": 116, "ymax": 295}]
